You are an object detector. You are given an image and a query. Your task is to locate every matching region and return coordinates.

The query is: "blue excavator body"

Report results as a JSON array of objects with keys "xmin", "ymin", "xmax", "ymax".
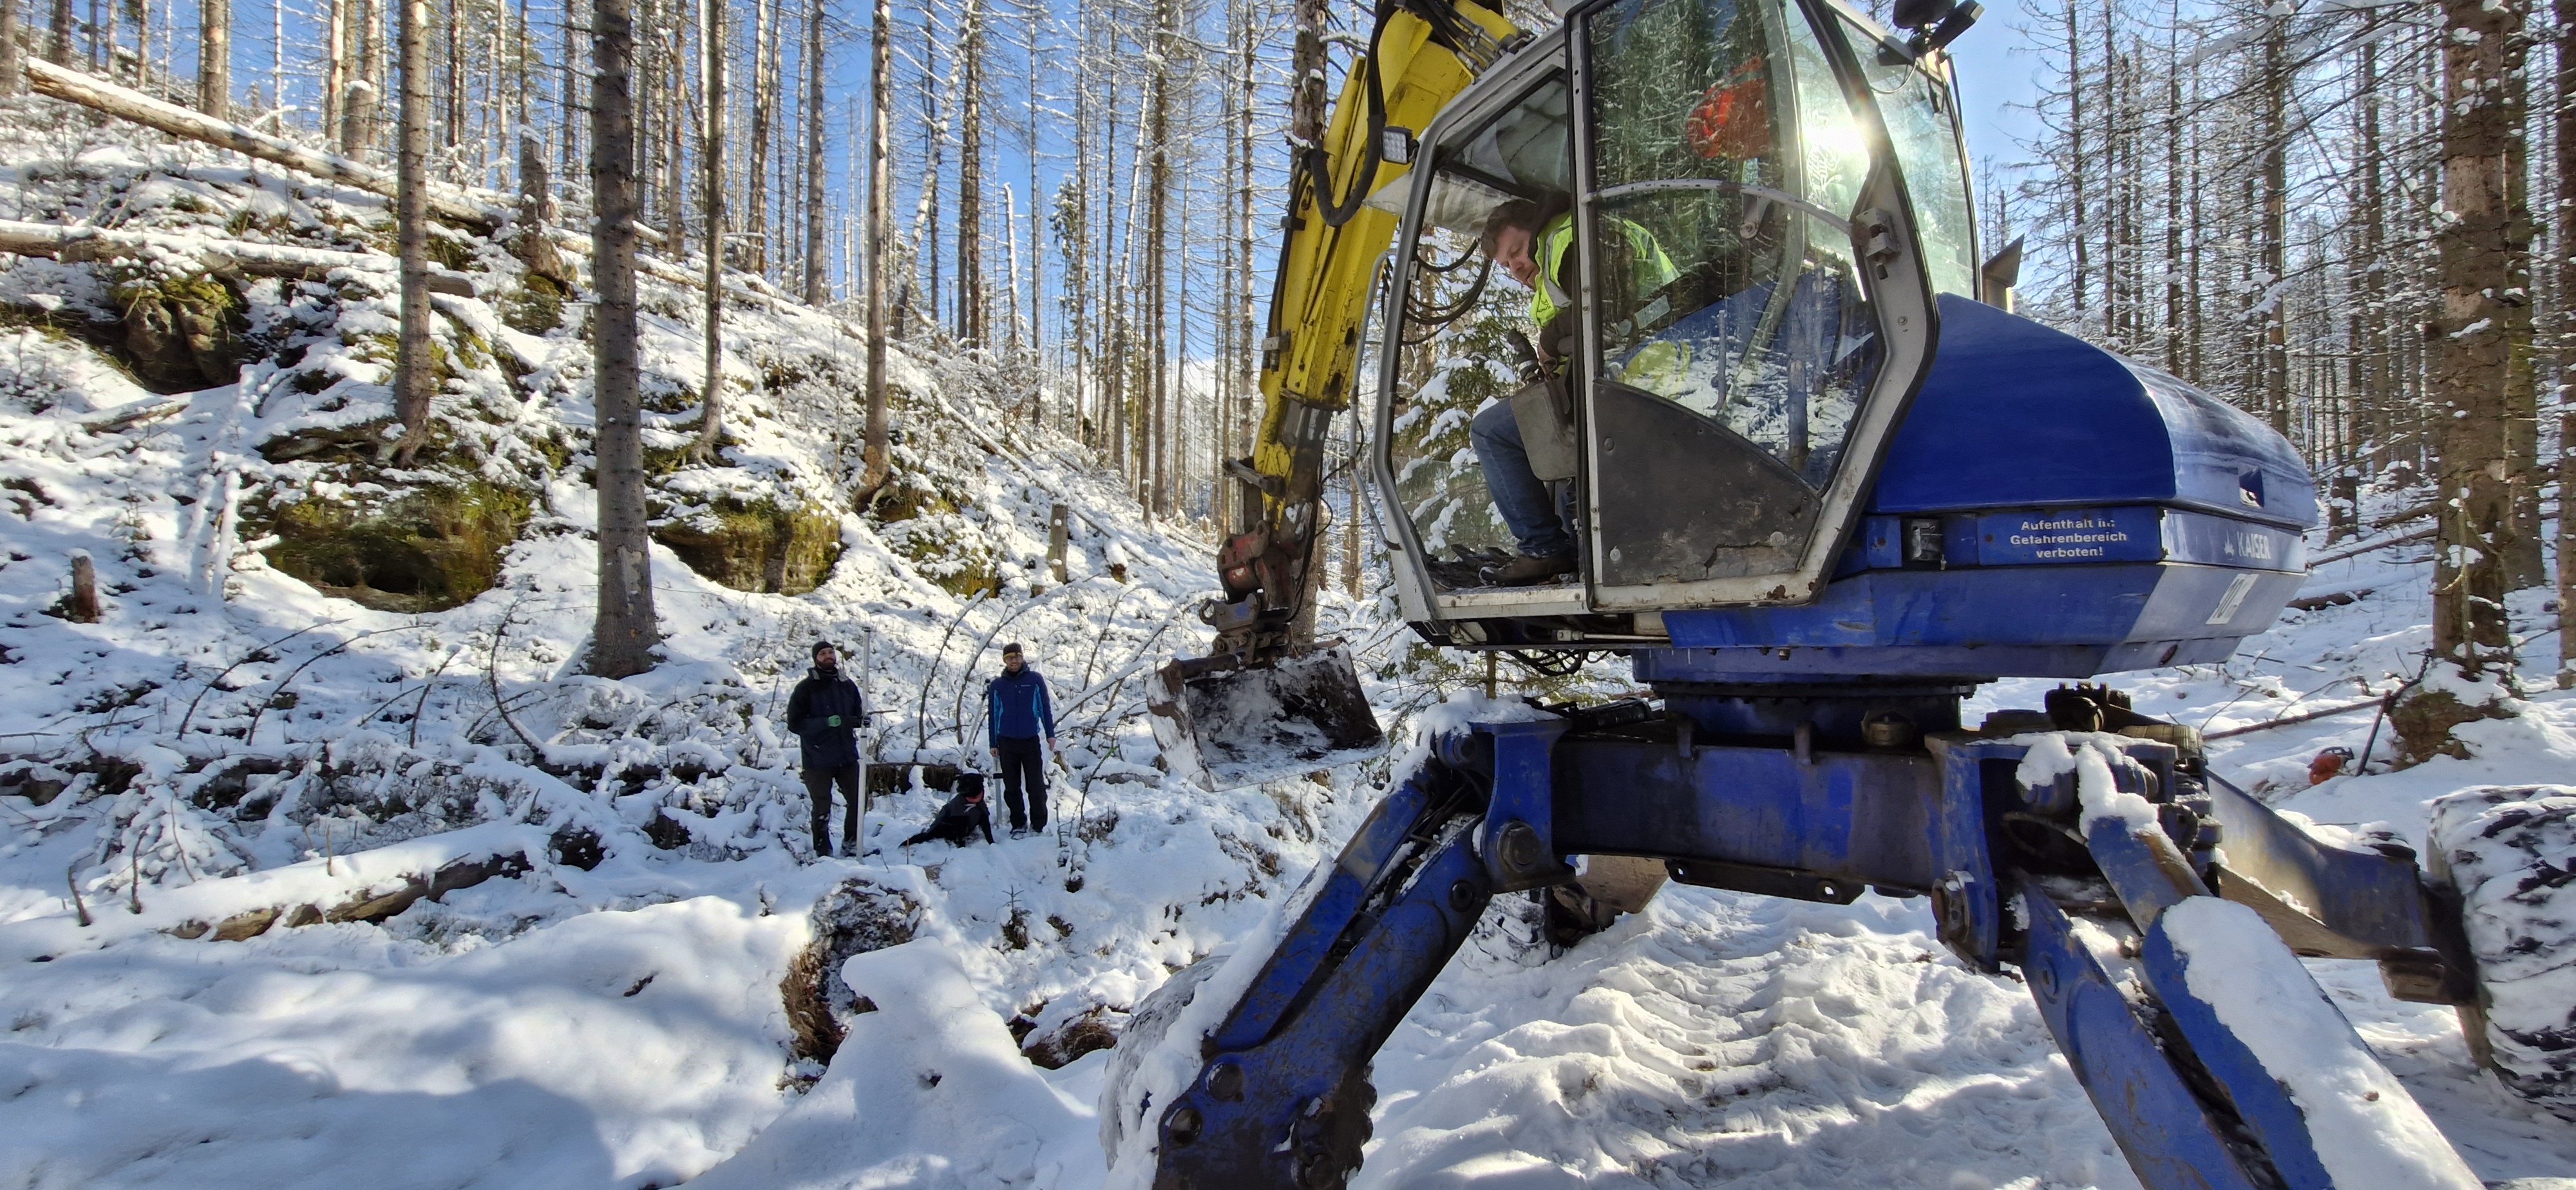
[{"xmin": 1654, "ymin": 297, "xmax": 2314, "ymax": 683}]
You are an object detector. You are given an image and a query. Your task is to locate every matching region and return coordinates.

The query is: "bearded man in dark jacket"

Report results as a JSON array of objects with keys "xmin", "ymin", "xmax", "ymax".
[{"xmin": 785, "ymin": 641, "xmax": 866, "ymax": 856}]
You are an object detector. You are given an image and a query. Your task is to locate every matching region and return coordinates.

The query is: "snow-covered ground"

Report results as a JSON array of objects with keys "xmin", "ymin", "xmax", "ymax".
[{"xmin": 0, "ymin": 101, "xmax": 2568, "ymax": 1189}]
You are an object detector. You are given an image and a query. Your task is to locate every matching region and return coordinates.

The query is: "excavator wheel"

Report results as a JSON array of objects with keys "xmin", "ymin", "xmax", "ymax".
[{"xmin": 2427, "ymin": 786, "xmax": 2576, "ymax": 1118}]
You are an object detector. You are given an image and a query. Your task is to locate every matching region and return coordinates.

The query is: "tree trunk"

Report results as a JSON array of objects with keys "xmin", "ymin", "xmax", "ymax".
[
  {"xmin": 195, "ymin": 0, "xmax": 225, "ymax": 117},
  {"xmin": 746, "ymin": 0, "xmax": 772, "ymax": 277},
  {"xmin": 1144, "ymin": 0, "xmax": 1171, "ymax": 516},
  {"xmin": 589, "ymin": 0, "xmax": 661, "ymax": 678},
  {"xmin": 440, "ymin": 0, "xmax": 461, "ymax": 151},
  {"xmin": 2063, "ymin": 0, "xmax": 2085, "ymax": 319},
  {"xmin": 1023, "ymin": 3, "xmax": 1041, "ymax": 365},
  {"xmin": 694, "ymin": 0, "xmax": 724, "ymax": 454},
  {"xmin": 0, "ymin": 0, "xmax": 21, "ymax": 98},
  {"xmin": 2259, "ymin": 13, "xmax": 2288, "ymax": 435},
  {"xmin": 341, "ymin": 0, "xmax": 377, "ymax": 158},
  {"xmin": 661, "ymin": 11, "xmax": 685, "ymax": 249},
  {"xmin": 2360, "ymin": 28, "xmax": 2388, "ymax": 458},
  {"xmin": 956, "ymin": 0, "xmax": 983, "ymax": 345},
  {"xmin": 855, "ymin": 0, "xmax": 892, "ymax": 504},
  {"xmin": 44, "ymin": 0, "xmax": 66, "ymax": 65},
  {"xmin": 2503, "ymin": 39, "xmax": 2544, "ymax": 589},
  {"xmin": 324, "ymin": 0, "xmax": 345, "ymax": 140},
  {"xmin": 800, "ymin": 0, "xmax": 826, "ymax": 305},
  {"xmin": 1233, "ymin": 0, "xmax": 1253, "ymax": 529},
  {"xmin": 25, "ymin": 60, "xmax": 492, "ymax": 223},
  {"xmin": 2558, "ymin": 0, "xmax": 2576, "ymax": 683},
  {"xmin": 2403, "ymin": 0, "xmax": 2528, "ymax": 760},
  {"xmin": 390, "ymin": 0, "xmax": 435, "ymax": 464}
]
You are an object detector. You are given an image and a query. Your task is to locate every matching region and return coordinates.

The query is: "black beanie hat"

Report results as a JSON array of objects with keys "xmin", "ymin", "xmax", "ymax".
[
  {"xmin": 812, "ymin": 641, "xmax": 837, "ymax": 660},
  {"xmin": 1001, "ymin": 642, "xmax": 1025, "ymax": 659}
]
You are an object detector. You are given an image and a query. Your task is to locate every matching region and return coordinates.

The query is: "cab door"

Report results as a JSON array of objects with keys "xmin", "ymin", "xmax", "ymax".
[{"xmin": 1570, "ymin": 0, "xmax": 1938, "ymax": 608}]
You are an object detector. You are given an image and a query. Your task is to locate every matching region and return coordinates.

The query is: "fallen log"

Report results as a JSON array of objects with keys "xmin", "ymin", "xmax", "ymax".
[
  {"xmin": 2286, "ymin": 587, "xmax": 2375, "ymax": 611},
  {"xmin": 2202, "ymin": 696, "xmax": 2388, "ymax": 742},
  {"xmin": 0, "ymin": 216, "xmax": 474, "ymax": 294},
  {"xmin": 2310, "ymin": 527, "xmax": 2435, "ymax": 569},
  {"xmin": 26, "ymin": 59, "xmax": 499, "ymax": 226},
  {"xmin": 166, "ymin": 849, "xmax": 535, "ymax": 941},
  {"xmin": 27, "ymin": 60, "xmax": 677, "ymax": 252}
]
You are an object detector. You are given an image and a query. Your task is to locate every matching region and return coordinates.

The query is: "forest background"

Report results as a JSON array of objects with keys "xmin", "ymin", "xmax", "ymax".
[{"xmin": 0, "ymin": 0, "xmax": 2557, "ymax": 750}]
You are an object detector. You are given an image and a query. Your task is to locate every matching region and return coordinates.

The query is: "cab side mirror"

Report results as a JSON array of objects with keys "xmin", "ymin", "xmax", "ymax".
[{"xmin": 1981, "ymin": 237, "xmax": 2024, "ymax": 314}]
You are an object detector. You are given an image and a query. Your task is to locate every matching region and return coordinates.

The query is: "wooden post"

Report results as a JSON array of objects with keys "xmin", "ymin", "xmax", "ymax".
[
  {"xmin": 1046, "ymin": 504, "xmax": 1069, "ymax": 584},
  {"xmin": 66, "ymin": 550, "xmax": 97, "ymax": 622}
]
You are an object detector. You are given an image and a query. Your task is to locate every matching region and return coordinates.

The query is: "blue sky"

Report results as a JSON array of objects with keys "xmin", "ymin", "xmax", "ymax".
[{"xmin": 1942, "ymin": 0, "xmax": 2047, "ymax": 184}]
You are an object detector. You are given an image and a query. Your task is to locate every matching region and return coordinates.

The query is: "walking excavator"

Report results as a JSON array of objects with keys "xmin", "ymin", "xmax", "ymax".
[{"xmin": 1126, "ymin": 0, "xmax": 2570, "ymax": 1184}]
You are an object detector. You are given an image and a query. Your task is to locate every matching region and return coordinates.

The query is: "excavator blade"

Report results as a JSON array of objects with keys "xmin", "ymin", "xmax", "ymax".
[{"xmin": 1148, "ymin": 645, "xmax": 1386, "ymax": 790}]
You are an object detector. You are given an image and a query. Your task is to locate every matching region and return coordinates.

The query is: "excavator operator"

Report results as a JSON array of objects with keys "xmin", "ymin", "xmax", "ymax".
[{"xmin": 1466, "ymin": 196, "xmax": 1676, "ymax": 586}]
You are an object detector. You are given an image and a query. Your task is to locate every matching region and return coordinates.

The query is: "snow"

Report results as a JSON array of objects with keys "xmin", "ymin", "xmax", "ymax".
[
  {"xmin": 2011, "ymin": 731, "xmax": 2161, "ymax": 833},
  {"xmin": 690, "ymin": 938, "xmax": 1098, "ymax": 1190},
  {"xmin": 2161, "ymin": 896, "xmax": 2482, "ymax": 1190},
  {"xmin": 0, "ymin": 100, "xmax": 2567, "ymax": 1190},
  {"xmin": 0, "ymin": 893, "xmax": 808, "ymax": 1189}
]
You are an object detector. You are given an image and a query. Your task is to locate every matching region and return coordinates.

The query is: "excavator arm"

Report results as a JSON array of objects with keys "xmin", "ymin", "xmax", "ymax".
[
  {"xmin": 1217, "ymin": 0, "xmax": 1522, "ymax": 653},
  {"xmin": 1151, "ymin": 0, "xmax": 1522, "ymax": 789}
]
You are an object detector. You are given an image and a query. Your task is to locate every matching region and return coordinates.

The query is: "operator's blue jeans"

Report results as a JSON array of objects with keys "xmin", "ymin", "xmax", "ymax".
[{"xmin": 1468, "ymin": 399, "xmax": 1573, "ymax": 558}]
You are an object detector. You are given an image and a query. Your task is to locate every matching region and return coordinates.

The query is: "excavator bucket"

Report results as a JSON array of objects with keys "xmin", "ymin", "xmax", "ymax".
[{"xmin": 1148, "ymin": 645, "xmax": 1386, "ymax": 790}]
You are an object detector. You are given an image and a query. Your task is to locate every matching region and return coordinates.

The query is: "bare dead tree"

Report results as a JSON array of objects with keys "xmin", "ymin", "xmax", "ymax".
[
  {"xmin": 195, "ymin": 0, "xmax": 225, "ymax": 117},
  {"xmin": 589, "ymin": 0, "xmax": 664, "ymax": 677},
  {"xmin": 390, "ymin": 0, "xmax": 435, "ymax": 464},
  {"xmin": 694, "ymin": 0, "xmax": 726, "ymax": 456},
  {"xmin": 801, "ymin": 0, "xmax": 829, "ymax": 305},
  {"xmin": 854, "ymin": 0, "xmax": 894, "ymax": 506}
]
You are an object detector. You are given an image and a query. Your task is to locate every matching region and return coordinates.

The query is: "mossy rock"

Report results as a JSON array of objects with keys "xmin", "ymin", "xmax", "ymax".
[
  {"xmin": 427, "ymin": 231, "xmax": 478, "ymax": 273},
  {"xmin": 880, "ymin": 514, "xmax": 1001, "ymax": 598},
  {"xmin": 112, "ymin": 273, "xmax": 248, "ymax": 391},
  {"xmin": 253, "ymin": 479, "xmax": 533, "ymax": 612},
  {"xmin": 871, "ymin": 468, "xmax": 960, "ymax": 524},
  {"xmin": 500, "ymin": 275, "xmax": 568, "ymax": 335},
  {"xmin": 654, "ymin": 496, "xmax": 842, "ymax": 595}
]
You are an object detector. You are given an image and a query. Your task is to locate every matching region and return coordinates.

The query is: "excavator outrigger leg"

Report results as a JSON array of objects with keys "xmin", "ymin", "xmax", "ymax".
[{"xmin": 1107, "ymin": 699, "xmax": 2485, "ymax": 1190}]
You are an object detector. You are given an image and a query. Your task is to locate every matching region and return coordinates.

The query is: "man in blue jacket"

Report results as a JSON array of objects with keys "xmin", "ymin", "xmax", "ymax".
[
  {"xmin": 785, "ymin": 641, "xmax": 866, "ymax": 856},
  {"xmin": 985, "ymin": 642, "xmax": 1057, "ymax": 838}
]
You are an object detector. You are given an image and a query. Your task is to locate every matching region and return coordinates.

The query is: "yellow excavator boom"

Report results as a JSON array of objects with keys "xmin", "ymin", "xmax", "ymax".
[
  {"xmin": 1218, "ymin": 0, "xmax": 1520, "ymax": 647},
  {"xmin": 1156, "ymin": 0, "xmax": 1521, "ymax": 791}
]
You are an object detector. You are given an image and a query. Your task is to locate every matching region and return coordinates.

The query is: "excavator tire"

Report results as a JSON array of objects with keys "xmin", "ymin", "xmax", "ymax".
[{"xmin": 2427, "ymin": 785, "xmax": 2576, "ymax": 1118}]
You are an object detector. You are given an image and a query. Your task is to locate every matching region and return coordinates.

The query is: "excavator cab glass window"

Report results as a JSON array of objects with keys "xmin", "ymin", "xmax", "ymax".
[
  {"xmin": 1382, "ymin": 74, "xmax": 1578, "ymax": 587},
  {"xmin": 1578, "ymin": 0, "xmax": 1888, "ymax": 585},
  {"xmin": 1848, "ymin": 19, "xmax": 1976, "ymax": 296}
]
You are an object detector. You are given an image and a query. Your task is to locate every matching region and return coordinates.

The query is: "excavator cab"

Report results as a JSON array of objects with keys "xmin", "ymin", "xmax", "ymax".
[{"xmin": 1376, "ymin": 0, "xmax": 1951, "ymax": 626}]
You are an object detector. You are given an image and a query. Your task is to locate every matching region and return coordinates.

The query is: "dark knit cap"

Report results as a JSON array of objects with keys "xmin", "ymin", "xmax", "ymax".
[
  {"xmin": 1001, "ymin": 642, "xmax": 1025, "ymax": 658},
  {"xmin": 812, "ymin": 641, "xmax": 838, "ymax": 659}
]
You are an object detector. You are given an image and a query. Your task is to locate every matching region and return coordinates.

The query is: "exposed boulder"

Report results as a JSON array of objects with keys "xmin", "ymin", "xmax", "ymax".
[
  {"xmin": 249, "ymin": 475, "xmax": 533, "ymax": 612},
  {"xmin": 653, "ymin": 495, "xmax": 842, "ymax": 595}
]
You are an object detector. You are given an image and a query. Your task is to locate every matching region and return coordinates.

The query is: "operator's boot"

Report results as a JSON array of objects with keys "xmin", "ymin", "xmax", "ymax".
[{"xmin": 1482, "ymin": 550, "xmax": 1575, "ymax": 586}]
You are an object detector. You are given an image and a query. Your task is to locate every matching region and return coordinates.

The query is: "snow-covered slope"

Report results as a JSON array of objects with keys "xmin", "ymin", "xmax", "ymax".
[{"xmin": 0, "ymin": 99, "xmax": 2568, "ymax": 1189}]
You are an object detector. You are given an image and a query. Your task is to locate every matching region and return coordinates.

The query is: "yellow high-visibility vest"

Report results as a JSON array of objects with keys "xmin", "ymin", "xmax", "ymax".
[{"xmin": 1528, "ymin": 213, "xmax": 1678, "ymax": 328}]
